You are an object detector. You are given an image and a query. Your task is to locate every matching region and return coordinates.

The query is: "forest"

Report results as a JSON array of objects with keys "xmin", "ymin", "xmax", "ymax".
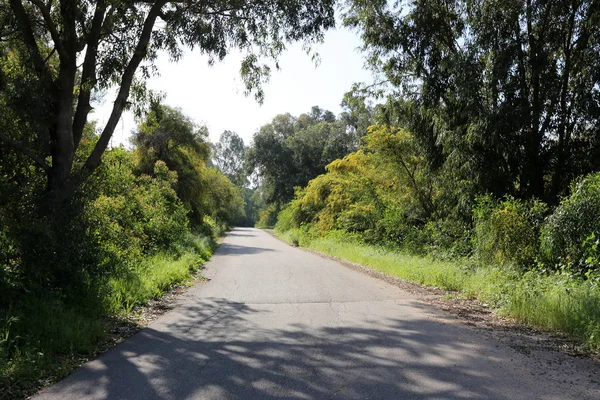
[{"xmin": 1, "ymin": 0, "xmax": 599, "ymax": 397}]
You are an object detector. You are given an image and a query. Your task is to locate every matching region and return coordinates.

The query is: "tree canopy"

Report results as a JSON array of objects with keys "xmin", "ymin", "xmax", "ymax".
[
  {"xmin": 0, "ymin": 0, "xmax": 336, "ymax": 208},
  {"xmin": 132, "ymin": 103, "xmax": 244, "ymax": 226},
  {"xmin": 247, "ymin": 106, "xmax": 360, "ymax": 207},
  {"xmin": 344, "ymin": 0, "xmax": 600, "ymax": 202},
  {"xmin": 213, "ymin": 130, "xmax": 247, "ymax": 187}
]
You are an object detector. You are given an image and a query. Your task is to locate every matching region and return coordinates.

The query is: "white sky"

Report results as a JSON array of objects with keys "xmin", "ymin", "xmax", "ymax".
[{"xmin": 92, "ymin": 24, "xmax": 372, "ymax": 147}]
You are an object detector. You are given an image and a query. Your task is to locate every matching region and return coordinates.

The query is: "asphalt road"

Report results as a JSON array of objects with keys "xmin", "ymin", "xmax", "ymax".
[{"xmin": 35, "ymin": 228, "xmax": 600, "ymax": 400}]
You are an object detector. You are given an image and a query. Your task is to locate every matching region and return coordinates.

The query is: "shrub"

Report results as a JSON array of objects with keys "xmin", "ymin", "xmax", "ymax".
[
  {"xmin": 474, "ymin": 195, "xmax": 548, "ymax": 268},
  {"xmin": 256, "ymin": 203, "xmax": 280, "ymax": 228},
  {"xmin": 424, "ymin": 216, "xmax": 474, "ymax": 259},
  {"xmin": 85, "ymin": 156, "xmax": 189, "ymax": 278},
  {"xmin": 275, "ymin": 204, "xmax": 296, "ymax": 232},
  {"xmin": 541, "ymin": 172, "xmax": 600, "ymax": 274}
]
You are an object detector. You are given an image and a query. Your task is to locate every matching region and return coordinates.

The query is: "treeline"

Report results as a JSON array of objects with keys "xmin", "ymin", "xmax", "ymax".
[
  {"xmin": 276, "ymin": 125, "xmax": 600, "ymax": 276},
  {"xmin": 0, "ymin": 103, "xmax": 245, "ymax": 394},
  {"xmin": 246, "ymin": 104, "xmax": 371, "ymax": 226},
  {"xmin": 264, "ymin": 0, "xmax": 600, "ymax": 350}
]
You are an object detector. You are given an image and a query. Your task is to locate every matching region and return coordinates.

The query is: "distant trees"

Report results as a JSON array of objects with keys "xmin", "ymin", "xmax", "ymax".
[
  {"xmin": 247, "ymin": 106, "xmax": 361, "ymax": 207},
  {"xmin": 213, "ymin": 131, "xmax": 247, "ymax": 187},
  {"xmin": 344, "ymin": 0, "xmax": 600, "ymax": 202},
  {"xmin": 277, "ymin": 126, "xmax": 435, "ymax": 240}
]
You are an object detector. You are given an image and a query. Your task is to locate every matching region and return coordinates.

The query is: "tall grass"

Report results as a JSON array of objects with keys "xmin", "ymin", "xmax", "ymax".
[
  {"xmin": 106, "ymin": 251, "xmax": 204, "ymax": 314},
  {"xmin": 278, "ymin": 228, "xmax": 600, "ymax": 350}
]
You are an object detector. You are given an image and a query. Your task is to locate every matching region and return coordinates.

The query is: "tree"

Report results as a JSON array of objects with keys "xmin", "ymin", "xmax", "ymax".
[
  {"xmin": 340, "ymin": 83, "xmax": 375, "ymax": 140},
  {"xmin": 0, "ymin": 0, "xmax": 336, "ymax": 209},
  {"xmin": 213, "ymin": 130, "xmax": 247, "ymax": 186},
  {"xmin": 132, "ymin": 103, "xmax": 243, "ymax": 226},
  {"xmin": 344, "ymin": 0, "xmax": 600, "ymax": 202},
  {"xmin": 247, "ymin": 107, "xmax": 357, "ymax": 207}
]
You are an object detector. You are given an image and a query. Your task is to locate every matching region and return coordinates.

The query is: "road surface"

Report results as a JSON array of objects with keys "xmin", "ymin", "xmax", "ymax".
[{"xmin": 36, "ymin": 228, "xmax": 599, "ymax": 399}]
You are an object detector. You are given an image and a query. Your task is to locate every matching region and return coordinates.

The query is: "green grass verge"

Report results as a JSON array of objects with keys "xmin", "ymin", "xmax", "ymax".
[
  {"xmin": 0, "ymin": 232, "xmax": 215, "ymax": 399},
  {"xmin": 276, "ymin": 228, "xmax": 600, "ymax": 351}
]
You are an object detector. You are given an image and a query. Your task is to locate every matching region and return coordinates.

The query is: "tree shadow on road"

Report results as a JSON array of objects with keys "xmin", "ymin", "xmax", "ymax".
[
  {"xmin": 225, "ymin": 230, "xmax": 259, "ymax": 238},
  {"xmin": 215, "ymin": 243, "xmax": 276, "ymax": 256},
  {"xmin": 37, "ymin": 298, "xmax": 592, "ymax": 400}
]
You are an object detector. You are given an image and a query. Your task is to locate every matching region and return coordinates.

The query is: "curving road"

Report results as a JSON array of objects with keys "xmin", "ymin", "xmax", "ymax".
[{"xmin": 35, "ymin": 228, "xmax": 600, "ymax": 399}]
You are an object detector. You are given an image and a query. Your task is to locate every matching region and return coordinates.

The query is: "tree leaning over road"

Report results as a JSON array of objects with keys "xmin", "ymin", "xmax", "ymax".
[{"xmin": 0, "ymin": 0, "xmax": 335, "ymax": 208}]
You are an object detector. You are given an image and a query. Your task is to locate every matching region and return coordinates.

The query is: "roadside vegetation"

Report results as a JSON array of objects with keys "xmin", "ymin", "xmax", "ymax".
[
  {"xmin": 0, "ymin": 105, "xmax": 245, "ymax": 397},
  {"xmin": 272, "ymin": 125, "xmax": 600, "ymax": 351}
]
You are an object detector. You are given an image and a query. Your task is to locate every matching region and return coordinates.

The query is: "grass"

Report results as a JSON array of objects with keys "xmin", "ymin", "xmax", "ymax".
[
  {"xmin": 105, "ymin": 251, "xmax": 205, "ymax": 314},
  {"xmin": 0, "ymin": 232, "xmax": 215, "ymax": 399},
  {"xmin": 276, "ymin": 228, "xmax": 600, "ymax": 351}
]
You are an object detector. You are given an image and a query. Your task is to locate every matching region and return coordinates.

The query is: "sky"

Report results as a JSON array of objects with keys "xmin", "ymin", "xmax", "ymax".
[{"xmin": 92, "ymin": 24, "xmax": 373, "ymax": 147}]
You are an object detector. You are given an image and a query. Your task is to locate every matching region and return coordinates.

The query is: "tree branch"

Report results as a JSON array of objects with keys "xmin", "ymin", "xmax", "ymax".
[
  {"xmin": 0, "ymin": 131, "xmax": 50, "ymax": 172},
  {"xmin": 29, "ymin": 0, "xmax": 69, "ymax": 61},
  {"xmin": 42, "ymin": 46, "xmax": 56, "ymax": 64},
  {"xmin": 83, "ymin": 0, "xmax": 168, "ymax": 173},
  {"xmin": 73, "ymin": 0, "xmax": 107, "ymax": 150},
  {"xmin": 9, "ymin": 0, "xmax": 49, "ymax": 78}
]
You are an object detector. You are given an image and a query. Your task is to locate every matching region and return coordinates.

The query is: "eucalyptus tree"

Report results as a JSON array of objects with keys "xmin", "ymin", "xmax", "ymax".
[
  {"xmin": 344, "ymin": 0, "xmax": 600, "ymax": 201},
  {"xmin": 0, "ymin": 0, "xmax": 335, "ymax": 208},
  {"xmin": 213, "ymin": 130, "xmax": 247, "ymax": 187}
]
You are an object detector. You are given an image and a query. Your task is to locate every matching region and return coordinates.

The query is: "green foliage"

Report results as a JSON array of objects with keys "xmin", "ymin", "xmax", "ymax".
[
  {"xmin": 277, "ymin": 125, "xmax": 444, "ymax": 251},
  {"xmin": 247, "ymin": 106, "xmax": 361, "ymax": 207},
  {"xmin": 344, "ymin": 0, "xmax": 600, "ymax": 200},
  {"xmin": 237, "ymin": 187, "xmax": 265, "ymax": 227},
  {"xmin": 213, "ymin": 130, "xmax": 247, "ymax": 187},
  {"xmin": 473, "ymin": 196, "xmax": 548, "ymax": 268},
  {"xmin": 199, "ymin": 168, "xmax": 245, "ymax": 226},
  {"xmin": 0, "ymin": 0, "xmax": 337, "ymax": 205},
  {"xmin": 541, "ymin": 173, "xmax": 600, "ymax": 273},
  {"xmin": 105, "ymin": 250, "xmax": 208, "ymax": 315},
  {"xmin": 85, "ymin": 152, "xmax": 189, "ymax": 274},
  {"xmin": 256, "ymin": 204, "xmax": 281, "ymax": 229},
  {"xmin": 504, "ymin": 270, "xmax": 600, "ymax": 350},
  {"xmin": 1, "ymin": 126, "xmax": 230, "ymax": 396},
  {"xmin": 274, "ymin": 204, "xmax": 295, "ymax": 233},
  {"xmin": 274, "ymin": 121, "xmax": 600, "ymax": 351},
  {"xmin": 0, "ymin": 236, "xmax": 213, "ymax": 398},
  {"xmin": 133, "ymin": 103, "xmax": 245, "ymax": 227}
]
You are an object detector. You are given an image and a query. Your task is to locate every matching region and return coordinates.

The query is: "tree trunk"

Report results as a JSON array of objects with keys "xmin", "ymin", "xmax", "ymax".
[{"xmin": 47, "ymin": 62, "xmax": 76, "ymax": 207}]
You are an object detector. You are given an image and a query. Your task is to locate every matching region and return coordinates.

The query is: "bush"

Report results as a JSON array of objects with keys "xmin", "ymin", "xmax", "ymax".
[
  {"xmin": 473, "ymin": 195, "xmax": 548, "ymax": 268},
  {"xmin": 275, "ymin": 204, "xmax": 296, "ymax": 232},
  {"xmin": 541, "ymin": 172, "xmax": 600, "ymax": 274},
  {"xmin": 425, "ymin": 218, "xmax": 472, "ymax": 258},
  {"xmin": 84, "ymin": 155, "xmax": 189, "ymax": 278},
  {"xmin": 256, "ymin": 203, "xmax": 280, "ymax": 228}
]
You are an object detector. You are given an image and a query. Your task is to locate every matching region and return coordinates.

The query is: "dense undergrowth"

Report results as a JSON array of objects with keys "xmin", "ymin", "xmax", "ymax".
[
  {"xmin": 0, "ymin": 236, "xmax": 215, "ymax": 399},
  {"xmin": 274, "ymin": 126, "xmax": 600, "ymax": 351}
]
